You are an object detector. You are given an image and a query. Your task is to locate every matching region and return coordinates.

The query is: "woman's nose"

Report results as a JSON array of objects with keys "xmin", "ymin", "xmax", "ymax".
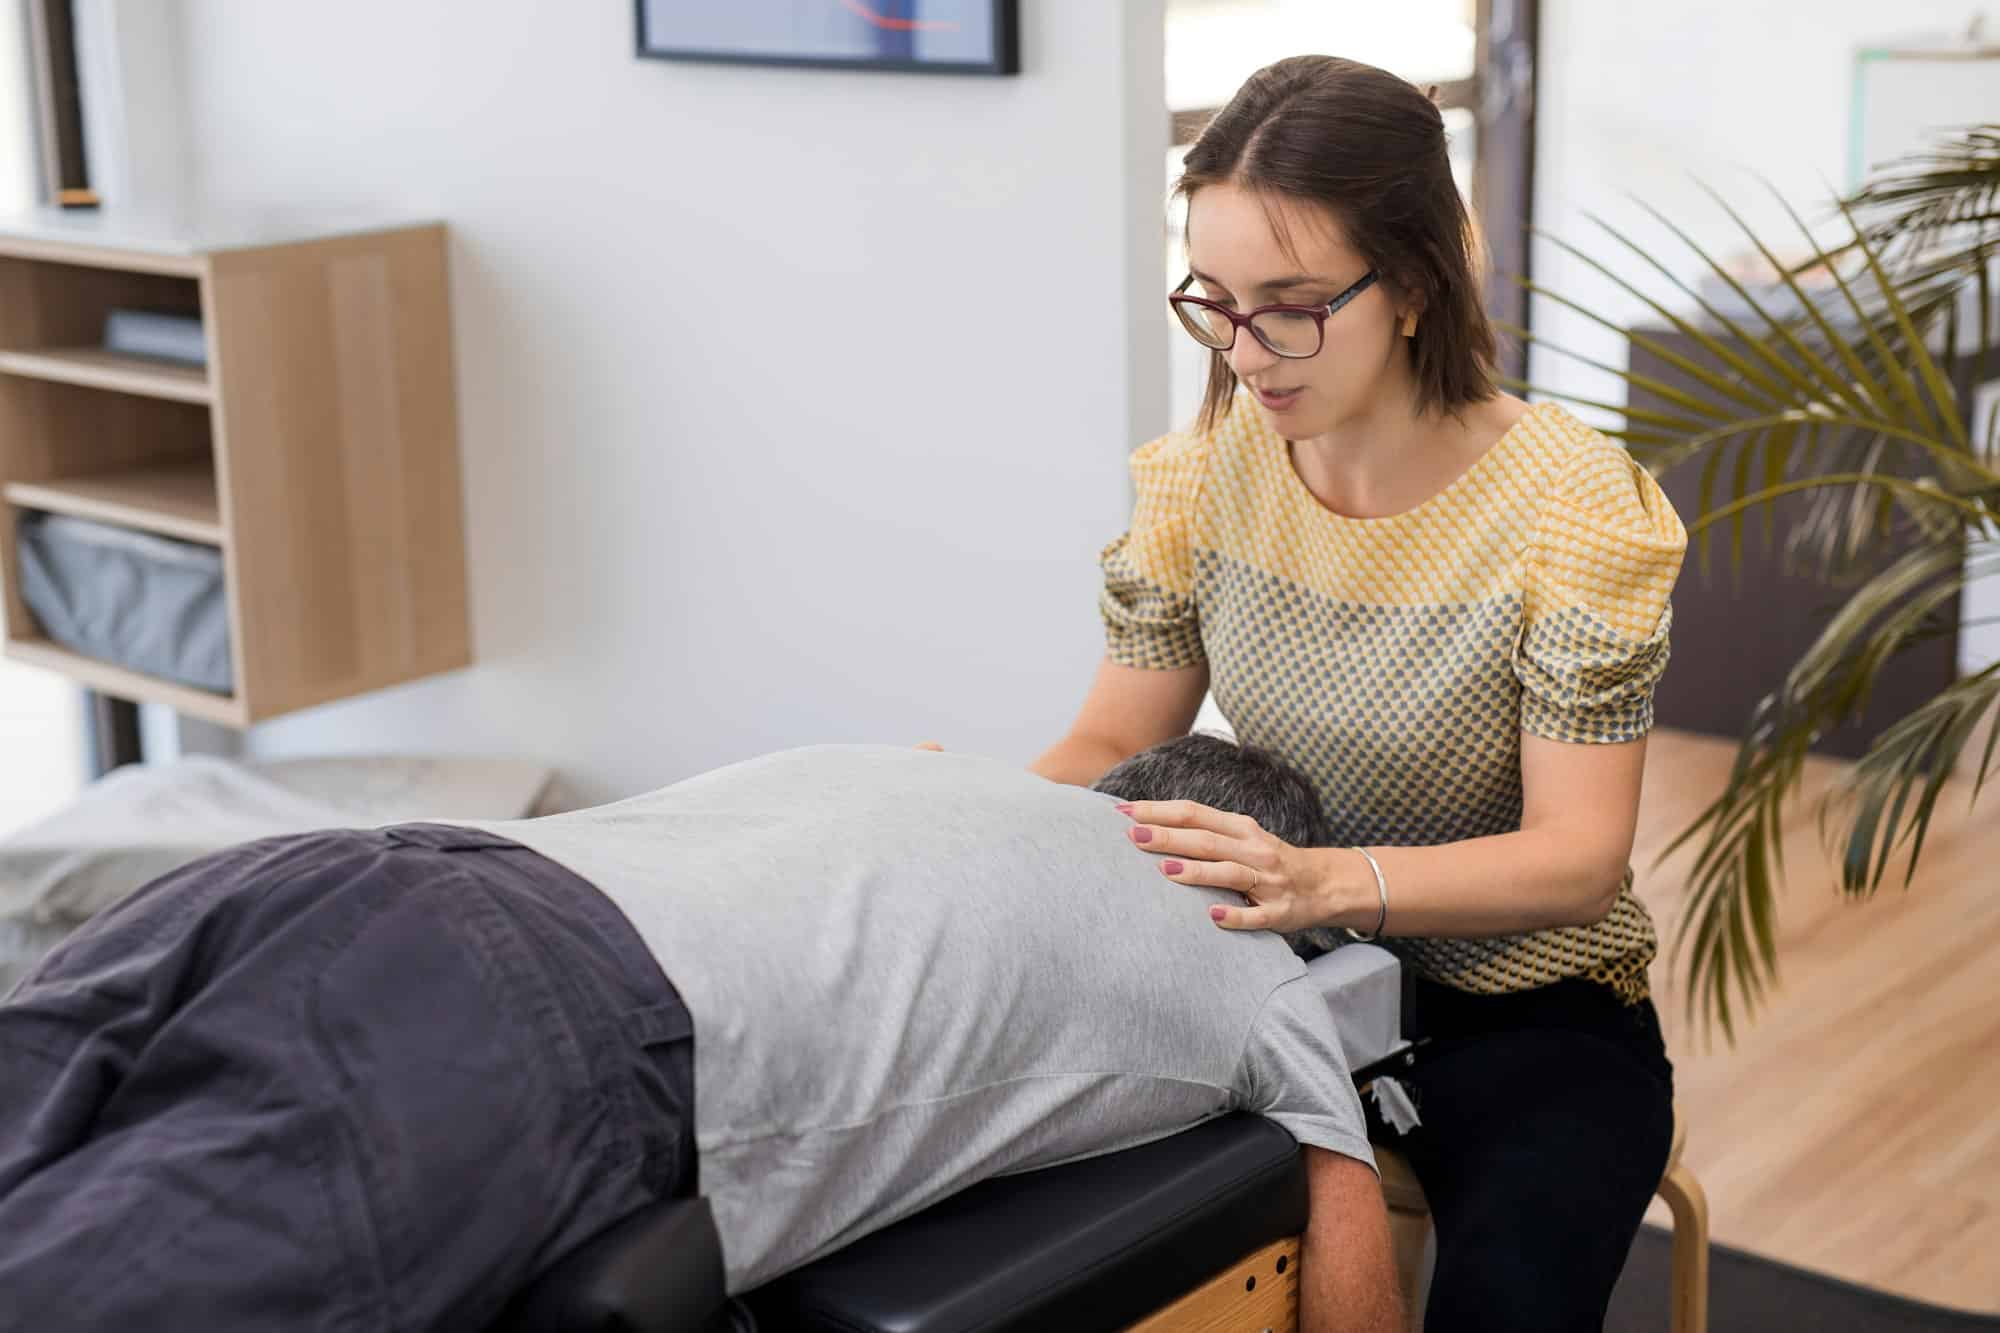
[{"xmin": 1226, "ymin": 328, "xmax": 1278, "ymax": 379}]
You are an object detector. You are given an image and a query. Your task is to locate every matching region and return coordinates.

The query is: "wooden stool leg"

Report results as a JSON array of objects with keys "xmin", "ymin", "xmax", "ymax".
[
  {"xmin": 1375, "ymin": 1145, "xmax": 1431, "ymax": 1333},
  {"xmin": 1385, "ymin": 1205, "xmax": 1430, "ymax": 1331},
  {"xmin": 1656, "ymin": 1162, "xmax": 1710, "ymax": 1333}
]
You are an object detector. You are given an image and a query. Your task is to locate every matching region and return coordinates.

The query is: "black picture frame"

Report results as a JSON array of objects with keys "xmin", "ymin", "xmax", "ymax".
[
  {"xmin": 635, "ymin": 1, "xmax": 1019, "ymax": 77},
  {"xmin": 25, "ymin": 0, "xmax": 98, "ymax": 208}
]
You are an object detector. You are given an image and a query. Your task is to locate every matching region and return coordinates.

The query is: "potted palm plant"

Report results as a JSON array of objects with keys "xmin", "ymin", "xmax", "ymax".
[{"xmin": 1512, "ymin": 126, "xmax": 2000, "ymax": 1039}]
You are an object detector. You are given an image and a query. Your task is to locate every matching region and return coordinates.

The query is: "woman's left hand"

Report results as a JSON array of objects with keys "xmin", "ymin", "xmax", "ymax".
[{"xmin": 1114, "ymin": 800, "xmax": 1332, "ymax": 932}]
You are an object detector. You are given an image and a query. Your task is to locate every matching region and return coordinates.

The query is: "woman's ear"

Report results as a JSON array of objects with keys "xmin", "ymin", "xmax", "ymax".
[{"xmin": 1384, "ymin": 274, "xmax": 1424, "ymax": 338}]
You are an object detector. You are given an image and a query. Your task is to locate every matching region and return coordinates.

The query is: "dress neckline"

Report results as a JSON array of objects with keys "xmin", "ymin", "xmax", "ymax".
[{"xmin": 1270, "ymin": 399, "xmax": 1547, "ymax": 525}]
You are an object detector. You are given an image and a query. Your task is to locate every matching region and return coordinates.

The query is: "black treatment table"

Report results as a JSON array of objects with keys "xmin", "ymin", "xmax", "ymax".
[{"xmin": 494, "ymin": 945, "xmax": 1415, "ymax": 1333}]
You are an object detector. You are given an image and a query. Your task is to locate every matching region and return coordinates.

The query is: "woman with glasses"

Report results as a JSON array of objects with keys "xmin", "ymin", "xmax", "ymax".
[{"xmin": 1028, "ymin": 55, "xmax": 1687, "ymax": 1331}]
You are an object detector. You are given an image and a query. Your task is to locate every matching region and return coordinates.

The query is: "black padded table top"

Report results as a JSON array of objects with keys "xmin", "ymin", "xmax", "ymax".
[
  {"xmin": 495, "ymin": 947, "xmax": 1406, "ymax": 1331},
  {"xmin": 740, "ymin": 1112, "xmax": 1308, "ymax": 1333}
]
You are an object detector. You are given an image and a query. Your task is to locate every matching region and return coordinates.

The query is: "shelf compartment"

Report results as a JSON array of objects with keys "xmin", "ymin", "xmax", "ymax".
[
  {"xmin": 5, "ymin": 457, "xmax": 222, "ymax": 546},
  {"xmin": 0, "ymin": 346, "xmax": 210, "ymax": 404},
  {"xmin": 2, "ymin": 636, "xmax": 245, "ymax": 726},
  {"xmin": 0, "ymin": 223, "xmax": 469, "ymax": 728}
]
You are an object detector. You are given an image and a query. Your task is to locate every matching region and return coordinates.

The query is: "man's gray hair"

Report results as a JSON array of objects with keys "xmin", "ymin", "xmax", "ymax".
[
  {"xmin": 1090, "ymin": 732, "xmax": 1333, "ymax": 851},
  {"xmin": 1092, "ymin": 732, "xmax": 1345, "ymax": 958}
]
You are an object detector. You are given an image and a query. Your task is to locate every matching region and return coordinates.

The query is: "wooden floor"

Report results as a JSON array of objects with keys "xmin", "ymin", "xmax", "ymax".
[{"xmin": 1631, "ymin": 727, "xmax": 2000, "ymax": 1314}]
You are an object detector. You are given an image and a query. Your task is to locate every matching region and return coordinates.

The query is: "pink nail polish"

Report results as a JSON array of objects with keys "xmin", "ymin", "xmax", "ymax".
[
  {"xmin": 1163, "ymin": 861, "xmax": 1184, "ymax": 875},
  {"xmin": 1132, "ymin": 827, "xmax": 1152, "ymax": 843},
  {"xmin": 1210, "ymin": 906, "xmax": 1227, "ymax": 922},
  {"xmin": 1115, "ymin": 803, "xmax": 1134, "ymax": 814}
]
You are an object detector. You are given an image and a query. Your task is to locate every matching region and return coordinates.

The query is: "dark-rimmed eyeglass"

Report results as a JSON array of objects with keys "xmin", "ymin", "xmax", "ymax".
[{"xmin": 1169, "ymin": 270, "xmax": 1380, "ymax": 359}]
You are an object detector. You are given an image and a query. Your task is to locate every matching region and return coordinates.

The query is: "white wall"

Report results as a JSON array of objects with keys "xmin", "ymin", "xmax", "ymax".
[
  {"xmin": 1529, "ymin": 0, "xmax": 1990, "ymax": 418},
  {"xmin": 0, "ymin": 0, "xmax": 32, "ymax": 212},
  {"xmin": 70, "ymin": 0, "xmax": 196, "ymax": 227},
  {"xmin": 75, "ymin": 1, "xmax": 1987, "ymax": 798},
  {"xmin": 162, "ymin": 1, "xmax": 1167, "ymax": 805},
  {"xmin": 0, "ymin": 2, "xmax": 86, "ymax": 832}
]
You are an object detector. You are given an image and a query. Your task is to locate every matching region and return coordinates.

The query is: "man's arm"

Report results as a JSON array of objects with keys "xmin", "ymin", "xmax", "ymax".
[{"xmin": 1300, "ymin": 1147, "xmax": 1404, "ymax": 1333}]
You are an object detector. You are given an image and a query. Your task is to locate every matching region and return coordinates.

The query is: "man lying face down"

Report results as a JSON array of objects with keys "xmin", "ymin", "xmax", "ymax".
[{"xmin": 0, "ymin": 737, "xmax": 1400, "ymax": 1332}]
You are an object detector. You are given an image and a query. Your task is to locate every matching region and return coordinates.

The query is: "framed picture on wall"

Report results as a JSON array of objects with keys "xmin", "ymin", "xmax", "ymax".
[
  {"xmin": 635, "ymin": 1, "xmax": 1019, "ymax": 76},
  {"xmin": 26, "ymin": 0, "xmax": 99, "ymax": 207}
]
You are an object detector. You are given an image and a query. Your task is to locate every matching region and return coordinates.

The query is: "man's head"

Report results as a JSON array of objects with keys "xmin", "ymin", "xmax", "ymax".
[
  {"xmin": 1092, "ymin": 732, "xmax": 1344, "ymax": 959},
  {"xmin": 1090, "ymin": 732, "xmax": 1332, "ymax": 851}
]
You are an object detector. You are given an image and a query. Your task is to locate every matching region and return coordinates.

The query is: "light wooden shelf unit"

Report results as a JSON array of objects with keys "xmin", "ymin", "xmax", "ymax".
[
  {"xmin": 5, "ymin": 455, "xmax": 223, "ymax": 546},
  {"xmin": 0, "ymin": 346, "xmax": 211, "ymax": 404},
  {"xmin": 0, "ymin": 222, "xmax": 471, "ymax": 726}
]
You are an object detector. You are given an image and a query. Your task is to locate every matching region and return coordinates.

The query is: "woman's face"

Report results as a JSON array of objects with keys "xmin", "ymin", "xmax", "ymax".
[{"xmin": 1182, "ymin": 181, "xmax": 1407, "ymax": 434}]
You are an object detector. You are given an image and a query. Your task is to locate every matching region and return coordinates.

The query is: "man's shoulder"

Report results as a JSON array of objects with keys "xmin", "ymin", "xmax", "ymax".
[{"xmin": 1237, "ymin": 969, "xmax": 1343, "ymax": 1071}]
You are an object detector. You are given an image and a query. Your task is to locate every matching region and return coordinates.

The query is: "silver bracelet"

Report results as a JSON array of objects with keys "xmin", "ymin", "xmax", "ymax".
[{"xmin": 1343, "ymin": 846, "xmax": 1389, "ymax": 942}]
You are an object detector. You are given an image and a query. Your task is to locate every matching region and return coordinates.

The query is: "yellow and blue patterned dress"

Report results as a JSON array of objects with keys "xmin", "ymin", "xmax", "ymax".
[{"xmin": 1098, "ymin": 394, "xmax": 1688, "ymax": 1003}]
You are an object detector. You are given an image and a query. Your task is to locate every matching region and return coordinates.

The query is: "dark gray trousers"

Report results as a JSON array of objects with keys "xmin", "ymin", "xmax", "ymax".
[{"xmin": 0, "ymin": 823, "xmax": 695, "ymax": 1332}]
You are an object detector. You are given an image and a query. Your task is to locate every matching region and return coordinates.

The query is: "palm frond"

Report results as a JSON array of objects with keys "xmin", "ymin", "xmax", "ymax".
[
  {"xmin": 1520, "ymin": 126, "xmax": 2000, "ymax": 1041},
  {"xmin": 1841, "ymin": 125, "xmax": 2000, "ymax": 266}
]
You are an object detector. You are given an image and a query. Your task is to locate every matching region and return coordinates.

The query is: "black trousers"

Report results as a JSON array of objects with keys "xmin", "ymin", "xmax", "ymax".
[{"xmin": 1364, "ymin": 973, "xmax": 1676, "ymax": 1332}]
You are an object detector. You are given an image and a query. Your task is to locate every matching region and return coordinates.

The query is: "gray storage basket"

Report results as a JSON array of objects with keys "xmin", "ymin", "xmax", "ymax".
[{"xmin": 16, "ymin": 510, "xmax": 233, "ymax": 694}]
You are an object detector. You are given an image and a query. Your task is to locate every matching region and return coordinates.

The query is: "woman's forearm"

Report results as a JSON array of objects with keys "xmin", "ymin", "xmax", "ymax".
[
  {"xmin": 1028, "ymin": 734, "xmax": 1130, "ymax": 788},
  {"xmin": 1312, "ymin": 827, "xmax": 1627, "ymax": 938}
]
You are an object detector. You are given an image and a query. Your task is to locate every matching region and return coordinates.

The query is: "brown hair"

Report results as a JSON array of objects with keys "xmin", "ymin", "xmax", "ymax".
[{"xmin": 1174, "ymin": 55, "xmax": 1497, "ymax": 432}]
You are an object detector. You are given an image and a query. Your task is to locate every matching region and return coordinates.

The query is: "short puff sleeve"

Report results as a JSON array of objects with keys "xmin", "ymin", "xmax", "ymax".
[
  {"xmin": 1098, "ymin": 431, "xmax": 1209, "ymax": 670},
  {"xmin": 1513, "ymin": 442, "xmax": 1688, "ymax": 743}
]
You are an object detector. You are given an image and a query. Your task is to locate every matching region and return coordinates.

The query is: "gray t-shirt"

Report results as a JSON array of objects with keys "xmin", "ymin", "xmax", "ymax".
[{"xmin": 469, "ymin": 744, "xmax": 1373, "ymax": 1292}]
